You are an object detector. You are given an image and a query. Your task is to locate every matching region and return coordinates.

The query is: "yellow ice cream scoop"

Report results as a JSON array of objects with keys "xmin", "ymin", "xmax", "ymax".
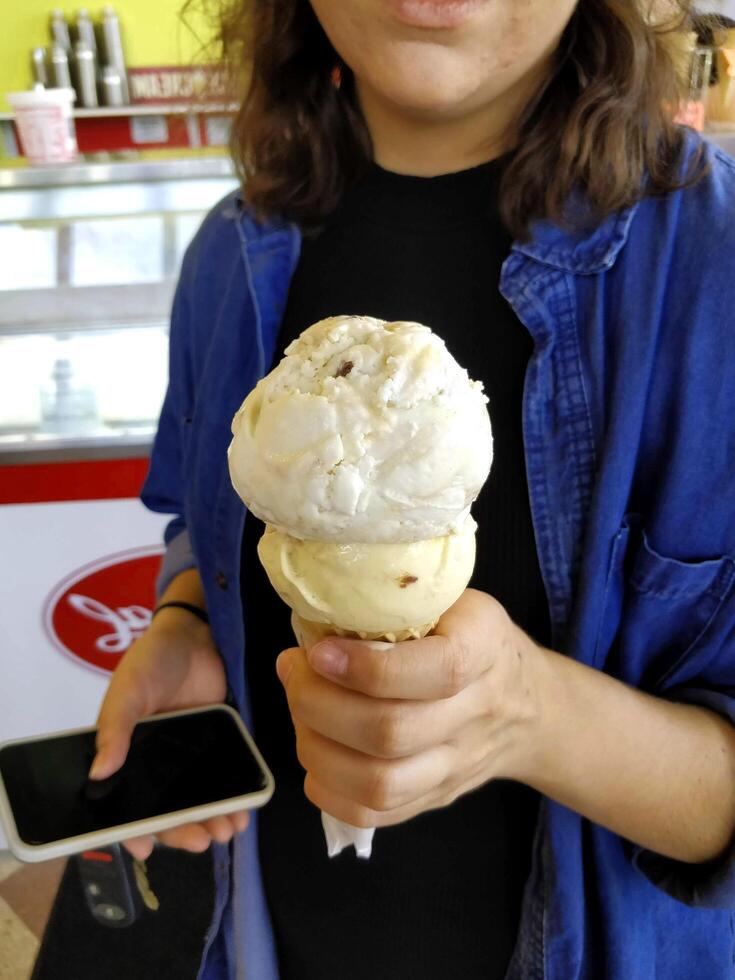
[{"xmin": 257, "ymin": 517, "xmax": 477, "ymax": 641}]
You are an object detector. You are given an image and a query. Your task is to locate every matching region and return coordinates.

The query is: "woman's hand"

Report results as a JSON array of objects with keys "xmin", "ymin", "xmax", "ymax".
[
  {"xmin": 281, "ymin": 587, "xmax": 735, "ymax": 863},
  {"xmin": 278, "ymin": 589, "xmax": 541, "ymax": 828},
  {"xmin": 91, "ymin": 606, "xmax": 250, "ymax": 859}
]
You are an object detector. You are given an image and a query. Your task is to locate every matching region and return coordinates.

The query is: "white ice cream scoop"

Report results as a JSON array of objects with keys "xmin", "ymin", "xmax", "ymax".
[{"xmin": 228, "ymin": 315, "xmax": 492, "ymax": 544}]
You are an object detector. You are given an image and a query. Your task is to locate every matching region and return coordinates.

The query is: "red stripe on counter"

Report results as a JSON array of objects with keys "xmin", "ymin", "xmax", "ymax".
[{"xmin": 0, "ymin": 458, "xmax": 150, "ymax": 505}]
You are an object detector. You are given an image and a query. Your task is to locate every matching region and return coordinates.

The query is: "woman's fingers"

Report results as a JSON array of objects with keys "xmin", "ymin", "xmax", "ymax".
[
  {"xmin": 295, "ymin": 723, "xmax": 454, "ymax": 812},
  {"xmin": 203, "ymin": 815, "xmax": 236, "ymax": 843},
  {"xmin": 90, "ymin": 673, "xmax": 147, "ymax": 781},
  {"xmin": 122, "ymin": 835, "xmax": 155, "ymax": 860},
  {"xmin": 119, "ymin": 812, "xmax": 250, "ymax": 860},
  {"xmin": 231, "ymin": 810, "xmax": 250, "ymax": 834},
  {"xmin": 202, "ymin": 812, "xmax": 250, "ymax": 840},
  {"xmin": 303, "ymin": 772, "xmax": 442, "ymax": 830},
  {"xmin": 280, "ymin": 648, "xmax": 472, "ymax": 758},
  {"xmin": 156, "ymin": 823, "xmax": 212, "ymax": 852}
]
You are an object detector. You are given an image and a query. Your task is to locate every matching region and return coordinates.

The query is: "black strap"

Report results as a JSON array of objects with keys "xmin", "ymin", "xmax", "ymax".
[{"xmin": 152, "ymin": 601, "xmax": 210, "ymax": 625}]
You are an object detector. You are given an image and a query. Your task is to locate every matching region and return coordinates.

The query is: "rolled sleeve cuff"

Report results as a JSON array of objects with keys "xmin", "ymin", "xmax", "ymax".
[
  {"xmin": 631, "ymin": 686, "xmax": 735, "ymax": 909},
  {"xmin": 156, "ymin": 527, "xmax": 197, "ymax": 599}
]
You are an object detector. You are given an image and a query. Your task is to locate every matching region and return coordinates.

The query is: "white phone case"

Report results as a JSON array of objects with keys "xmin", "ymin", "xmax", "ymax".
[{"xmin": 0, "ymin": 704, "xmax": 275, "ymax": 863}]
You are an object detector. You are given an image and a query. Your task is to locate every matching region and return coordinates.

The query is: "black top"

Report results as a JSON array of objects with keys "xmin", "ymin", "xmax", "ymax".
[{"xmin": 242, "ymin": 158, "xmax": 550, "ymax": 980}]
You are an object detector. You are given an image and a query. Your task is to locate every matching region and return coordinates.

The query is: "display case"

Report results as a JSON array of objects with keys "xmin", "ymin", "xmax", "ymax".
[
  {"xmin": 0, "ymin": 158, "xmax": 238, "ymax": 813},
  {"xmin": 0, "ymin": 156, "xmax": 238, "ymax": 463}
]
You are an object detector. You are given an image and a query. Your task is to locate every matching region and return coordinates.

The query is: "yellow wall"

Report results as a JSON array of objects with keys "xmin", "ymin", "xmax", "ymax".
[{"xmin": 1, "ymin": 1, "xmax": 216, "ymax": 110}]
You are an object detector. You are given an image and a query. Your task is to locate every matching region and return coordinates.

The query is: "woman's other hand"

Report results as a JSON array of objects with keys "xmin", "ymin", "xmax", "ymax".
[{"xmin": 91, "ymin": 593, "xmax": 250, "ymax": 860}]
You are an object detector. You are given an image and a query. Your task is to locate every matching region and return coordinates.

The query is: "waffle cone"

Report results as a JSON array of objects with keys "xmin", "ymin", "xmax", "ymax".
[{"xmin": 292, "ymin": 613, "xmax": 435, "ymax": 650}]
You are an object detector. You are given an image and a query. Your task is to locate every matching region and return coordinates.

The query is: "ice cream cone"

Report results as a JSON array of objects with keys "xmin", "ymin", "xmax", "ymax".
[
  {"xmin": 263, "ymin": 521, "xmax": 469, "ymax": 860},
  {"xmin": 291, "ymin": 612, "xmax": 435, "ymax": 859},
  {"xmin": 228, "ymin": 316, "xmax": 494, "ymax": 861}
]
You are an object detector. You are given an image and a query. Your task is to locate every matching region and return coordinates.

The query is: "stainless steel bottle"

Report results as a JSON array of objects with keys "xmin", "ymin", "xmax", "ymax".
[
  {"xmin": 101, "ymin": 65, "xmax": 124, "ymax": 107},
  {"xmin": 75, "ymin": 41, "xmax": 98, "ymax": 107},
  {"xmin": 31, "ymin": 47, "xmax": 49, "ymax": 87},
  {"xmin": 50, "ymin": 10, "xmax": 72, "ymax": 51},
  {"xmin": 51, "ymin": 43, "xmax": 73, "ymax": 89},
  {"xmin": 101, "ymin": 6, "xmax": 129, "ymax": 103},
  {"xmin": 76, "ymin": 9, "xmax": 97, "ymax": 53}
]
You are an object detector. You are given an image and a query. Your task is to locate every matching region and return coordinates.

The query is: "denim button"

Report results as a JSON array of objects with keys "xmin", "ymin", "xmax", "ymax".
[{"xmin": 216, "ymin": 571, "xmax": 228, "ymax": 590}]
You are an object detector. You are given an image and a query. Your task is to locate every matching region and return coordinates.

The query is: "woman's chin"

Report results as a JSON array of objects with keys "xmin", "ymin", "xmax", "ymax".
[{"xmin": 361, "ymin": 54, "xmax": 489, "ymax": 118}]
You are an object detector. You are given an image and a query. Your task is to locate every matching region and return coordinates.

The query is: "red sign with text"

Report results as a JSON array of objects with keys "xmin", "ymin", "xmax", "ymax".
[{"xmin": 44, "ymin": 548, "xmax": 163, "ymax": 674}]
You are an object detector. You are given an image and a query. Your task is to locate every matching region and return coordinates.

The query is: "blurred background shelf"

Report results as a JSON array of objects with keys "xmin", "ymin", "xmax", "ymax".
[
  {"xmin": 0, "ymin": 154, "xmax": 234, "ymax": 189},
  {"xmin": 1, "ymin": 101, "xmax": 238, "ymax": 157}
]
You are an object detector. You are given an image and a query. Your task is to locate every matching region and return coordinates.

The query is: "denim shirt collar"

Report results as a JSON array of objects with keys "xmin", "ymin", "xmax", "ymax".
[{"xmin": 514, "ymin": 195, "xmax": 640, "ymax": 274}]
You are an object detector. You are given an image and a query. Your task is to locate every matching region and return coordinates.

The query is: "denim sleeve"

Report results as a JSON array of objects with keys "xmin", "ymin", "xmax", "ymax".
[
  {"xmin": 631, "ymin": 686, "xmax": 735, "ymax": 909},
  {"xmin": 141, "ymin": 243, "xmax": 199, "ymax": 590},
  {"xmin": 155, "ymin": 528, "xmax": 197, "ymax": 600}
]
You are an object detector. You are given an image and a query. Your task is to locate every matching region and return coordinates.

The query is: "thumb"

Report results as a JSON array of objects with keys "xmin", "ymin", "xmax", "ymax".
[{"xmin": 90, "ymin": 685, "xmax": 145, "ymax": 780}]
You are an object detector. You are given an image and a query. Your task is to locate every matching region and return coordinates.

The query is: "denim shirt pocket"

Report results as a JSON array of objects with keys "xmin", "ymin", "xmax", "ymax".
[{"xmin": 594, "ymin": 515, "xmax": 735, "ymax": 691}]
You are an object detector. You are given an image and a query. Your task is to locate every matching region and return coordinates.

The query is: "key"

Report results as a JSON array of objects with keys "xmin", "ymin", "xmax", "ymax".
[{"xmin": 133, "ymin": 859, "xmax": 160, "ymax": 911}]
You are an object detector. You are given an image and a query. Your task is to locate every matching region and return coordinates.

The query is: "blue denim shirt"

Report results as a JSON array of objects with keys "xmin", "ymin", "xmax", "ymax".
[{"xmin": 142, "ymin": 134, "xmax": 735, "ymax": 979}]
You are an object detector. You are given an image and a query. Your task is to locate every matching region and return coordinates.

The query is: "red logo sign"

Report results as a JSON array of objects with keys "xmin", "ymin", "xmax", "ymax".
[{"xmin": 43, "ymin": 547, "xmax": 163, "ymax": 674}]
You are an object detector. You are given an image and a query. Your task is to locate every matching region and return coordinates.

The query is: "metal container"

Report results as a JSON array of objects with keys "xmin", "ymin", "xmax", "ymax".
[
  {"xmin": 51, "ymin": 44, "xmax": 73, "ymax": 89},
  {"xmin": 101, "ymin": 65, "xmax": 124, "ymax": 107},
  {"xmin": 76, "ymin": 9, "xmax": 98, "ymax": 58},
  {"xmin": 75, "ymin": 41, "xmax": 98, "ymax": 108},
  {"xmin": 31, "ymin": 48, "xmax": 49, "ymax": 88},
  {"xmin": 101, "ymin": 6, "xmax": 129, "ymax": 103},
  {"xmin": 50, "ymin": 10, "xmax": 72, "ymax": 51}
]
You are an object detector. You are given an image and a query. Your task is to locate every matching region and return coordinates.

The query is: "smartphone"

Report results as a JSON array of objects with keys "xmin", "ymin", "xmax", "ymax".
[{"xmin": 0, "ymin": 705, "xmax": 274, "ymax": 862}]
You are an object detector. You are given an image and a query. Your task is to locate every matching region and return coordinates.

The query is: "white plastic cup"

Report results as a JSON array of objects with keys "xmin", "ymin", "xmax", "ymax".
[{"xmin": 6, "ymin": 88, "xmax": 77, "ymax": 165}]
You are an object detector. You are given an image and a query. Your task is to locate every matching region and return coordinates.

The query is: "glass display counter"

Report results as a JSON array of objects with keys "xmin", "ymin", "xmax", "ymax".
[{"xmin": 0, "ymin": 156, "xmax": 238, "ymax": 463}]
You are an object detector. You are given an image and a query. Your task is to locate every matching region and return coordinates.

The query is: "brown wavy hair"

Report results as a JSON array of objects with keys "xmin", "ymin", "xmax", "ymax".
[{"xmin": 203, "ymin": 0, "xmax": 703, "ymax": 239}]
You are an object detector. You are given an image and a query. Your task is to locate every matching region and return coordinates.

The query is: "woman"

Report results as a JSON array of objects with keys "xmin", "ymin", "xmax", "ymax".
[{"xmin": 90, "ymin": 1, "xmax": 735, "ymax": 977}]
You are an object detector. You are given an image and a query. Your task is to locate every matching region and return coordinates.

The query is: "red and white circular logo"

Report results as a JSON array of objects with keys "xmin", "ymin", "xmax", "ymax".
[{"xmin": 43, "ymin": 546, "xmax": 164, "ymax": 674}]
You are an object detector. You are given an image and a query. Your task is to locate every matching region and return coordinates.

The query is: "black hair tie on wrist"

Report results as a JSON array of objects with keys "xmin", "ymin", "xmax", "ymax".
[{"xmin": 152, "ymin": 601, "xmax": 210, "ymax": 625}]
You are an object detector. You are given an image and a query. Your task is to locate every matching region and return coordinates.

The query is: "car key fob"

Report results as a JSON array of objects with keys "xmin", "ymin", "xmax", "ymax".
[{"xmin": 76, "ymin": 844, "xmax": 140, "ymax": 928}]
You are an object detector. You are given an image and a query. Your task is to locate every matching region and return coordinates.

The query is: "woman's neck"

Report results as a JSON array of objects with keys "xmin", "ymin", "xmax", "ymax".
[{"xmin": 356, "ymin": 65, "xmax": 545, "ymax": 177}]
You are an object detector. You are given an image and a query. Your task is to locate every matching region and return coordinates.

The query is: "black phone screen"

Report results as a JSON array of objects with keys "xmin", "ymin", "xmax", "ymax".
[{"xmin": 0, "ymin": 709, "xmax": 269, "ymax": 846}]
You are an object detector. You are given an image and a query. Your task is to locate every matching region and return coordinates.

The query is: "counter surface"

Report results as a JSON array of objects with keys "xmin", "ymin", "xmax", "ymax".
[{"xmin": 0, "ymin": 155, "xmax": 235, "ymax": 190}]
